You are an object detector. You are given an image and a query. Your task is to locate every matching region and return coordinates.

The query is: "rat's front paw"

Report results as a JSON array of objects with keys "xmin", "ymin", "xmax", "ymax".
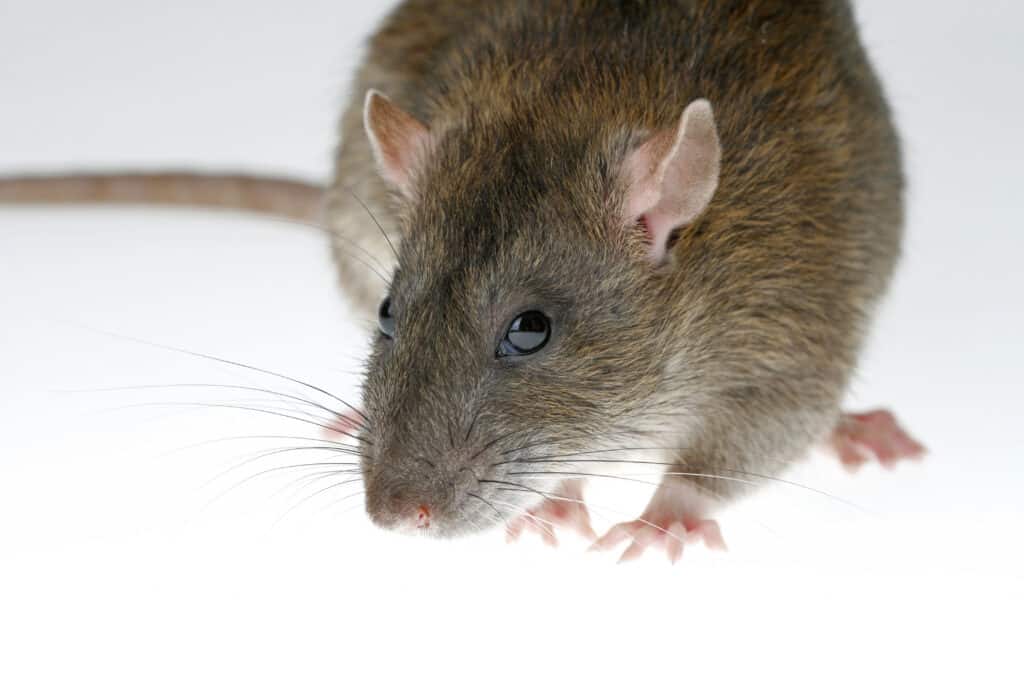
[
  {"xmin": 505, "ymin": 480, "xmax": 596, "ymax": 547},
  {"xmin": 590, "ymin": 517, "xmax": 726, "ymax": 564},
  {"xmin": 829, "ymin": 409, "xmax": 925, "ymax": 471},
  {"xmin": 324, "ymin": 408, "xmax": 364, "ymax": 439}
]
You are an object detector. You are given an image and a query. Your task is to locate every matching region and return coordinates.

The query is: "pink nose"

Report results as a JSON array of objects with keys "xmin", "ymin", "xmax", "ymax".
[{"xmin": 415, "ymin": 505, "xmax": 431, "ymax": 529}]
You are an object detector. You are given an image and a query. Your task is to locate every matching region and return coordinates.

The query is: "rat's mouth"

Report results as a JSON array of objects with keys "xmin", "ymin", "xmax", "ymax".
[
  {"xmin": 364, "ymin": 477, "xmax": 514, "ymax": 539},
  {"xmin": 365, "ymin": 503, "xmax": 471, "ymax": 539}
]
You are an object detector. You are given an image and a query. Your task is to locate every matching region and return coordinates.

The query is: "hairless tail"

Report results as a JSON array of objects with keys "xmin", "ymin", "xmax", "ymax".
[{"xmin": 0, "ymin": 172, "xmax": 325, "ymax": 225}]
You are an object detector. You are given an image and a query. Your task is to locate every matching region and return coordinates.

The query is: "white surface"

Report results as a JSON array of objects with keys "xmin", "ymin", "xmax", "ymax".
[{"xmin": 1, "ymin": 1, "xmax": 1021, "ymax": 681}]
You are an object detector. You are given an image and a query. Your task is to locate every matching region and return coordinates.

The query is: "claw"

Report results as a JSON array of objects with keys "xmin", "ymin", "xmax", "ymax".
[
  {"xmin": 688, "ymin": 519, "xmax": 727, "ymax": 551},
  {"xmin": 665, "ymin": 522, "xmax": 687, "ymax": 564}
]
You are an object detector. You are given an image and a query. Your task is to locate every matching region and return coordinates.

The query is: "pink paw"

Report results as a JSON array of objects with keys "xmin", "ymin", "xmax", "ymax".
[
  {"xmin": 324, "ymin": 408, "xmax": 364, "ymax": 440},
  {"xmin": 506, "ymin": 483, "xmax": 597, "ymax": 547},
  {"xmin": 829, "ymin": 409, "xmax": 926, "ymax": 471},
  {"xmin": 590, "ymin": 517, "xmax": 727, "ymax": 564}
]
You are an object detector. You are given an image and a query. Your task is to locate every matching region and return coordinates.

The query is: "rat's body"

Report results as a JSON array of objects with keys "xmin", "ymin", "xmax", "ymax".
[
  {"xmin": 327, "ymin": 0, "xmax": 912, "ymax": 550},
  {"xmin": 0, "ymin": 0, "xmax": 923, "ymax": 558}
]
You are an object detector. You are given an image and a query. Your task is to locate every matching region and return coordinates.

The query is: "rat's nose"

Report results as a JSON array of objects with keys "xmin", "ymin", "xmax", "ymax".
[
  {"xmin": 364, "ymin": 469, "xmax": 447, "ymax": 533},
  {"xmin": 393, "ymin": 500, "xmax": 432, "ymax": 531},
  {"xmin": 375, "ymin": 492, "xmax": 433, "ymax": 531},
  {"xmin": 415, "ymin": 505, "xmax": 431, "ymax": 530}
]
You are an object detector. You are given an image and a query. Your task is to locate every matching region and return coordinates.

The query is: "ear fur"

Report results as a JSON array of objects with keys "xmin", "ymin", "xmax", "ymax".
[
  {"xmin": 363, "ymin": 90, "xmax": 432, "ymax": 198},
  {"xmin": 623, "ymin": 99, "xmax": 721, "ymax": 263}
]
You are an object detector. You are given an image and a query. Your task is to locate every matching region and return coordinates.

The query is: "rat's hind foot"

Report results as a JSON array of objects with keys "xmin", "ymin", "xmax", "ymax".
[
  {"xmin": 828, "ymin": 409, "xmax": 925, "ymax": 471},
  {"xmin": 590, "ymin": 517, "xmax": 726, "ymax": 564},
  {"xmin": 506, "ymin": 479, "xmax": 596, "ymax": 547},
  {"xmin": 324, "ymin": 408, "xmax": 364, "ymax": 439}
]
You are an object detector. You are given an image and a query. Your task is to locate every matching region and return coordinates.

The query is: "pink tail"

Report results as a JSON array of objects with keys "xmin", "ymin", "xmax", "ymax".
[{"xmin": 0, "ymin": 172, "xmax": 325, "ymax": 224}]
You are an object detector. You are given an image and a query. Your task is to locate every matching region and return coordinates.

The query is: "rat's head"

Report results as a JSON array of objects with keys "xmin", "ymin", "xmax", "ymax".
[{"xmin": 355, "ymin": 91, "xmax": 721, "ymax": 537}]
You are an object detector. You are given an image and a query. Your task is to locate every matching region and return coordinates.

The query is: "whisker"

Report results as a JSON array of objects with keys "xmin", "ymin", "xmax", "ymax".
[
  {"xmin": 159, "ymin": 434, "xmax": 364, "ymax": 459},
  {"xmin": 486, "ymin": 500, "xmax": 557, "ymax": 542},
  {"xmin": 331, "ymin": 237, "xmax": 393, "ymax": 285},
  {"xmin": 327, "ymin": 230, "xmax": 389, "ymax": 272},
  {"xmin": 71, "ymin": 327, "xmax": 371, "ymax": 424},
  {"xmin": 64, "ymin": 382, "xmax": 365, "ymax": 426},
  {"xmin": 273, "ymin": 469, "xmax": 362, "ymax": 498},
  {"xmin": 113, "ymin": 400, "xmax": 375, "ymax": 446},
  {"xmin": 483, "ymin": 478, "xmax": 616, "ymax": 523},
  {"xmin": 480, "ymin": 478, "xmax": 638, "ymax": 543},
  {"xmin": 320, "ymin": 491, "xmax": 368, "ymax": 518},
  {"xmin": 473, "ymin": 506, "xmax": 506, "ymax": 530},
  {"xmin": 205, "ymin": 212, "xmax": 388, "ymax": 294},
  {"xmin": 465, "ymin": 491, "xmax": 506, "ymax": 523},
  {"xmin": 488, "ymin": 480, "xmax": 682, "ymax": 545},
  {"xmin": 712, "ymin": 467, "xmax": 870, "ymax": 513},
  {"xmin": 464, "ymin": 407, "xmax": 482, "ymax": 443},
  {"xmin": 273, "ymin": 477, "xmax": 365, "ymax": 525},
  {"xmin": 205, "ymin": 444, "xmax": 365, "ymax": 488},
  {"xmin": 479, "ymin": 478, "xmax": 559, "ymax": 506},
  {"xmin": 498, "ymin": 446, "xmax": 673, "ymax": 467},
  {"xmin": 446, "ymin": 416, "xmax": 458, "ymax": 451},
  {"xmin": 343, "ymin": 185, "xmax": 399, "ymax": 260},
  {"xmin": 469, "ymin": 425, "xmax": 542, "ymax": 462},
  {"xmin": 205, "ymin": 461, "xmax": 363, "ymax": 509},
  {"xmin": 505, "ymin": 464, "xmax": 868, "ymax": 513},
  {"xmin": 507, "ymin": 467, "xmax": 749, "ymax": 486},
  {"xmin": 496, "ymin": 429, "xmax": 675, "ymax": 461}
]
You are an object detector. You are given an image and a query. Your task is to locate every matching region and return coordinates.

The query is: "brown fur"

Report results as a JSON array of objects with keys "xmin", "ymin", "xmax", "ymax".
[
  {"xmin": 0, "ymin": 1, "xmax": 904, "ymax": 537},
  {"xmin": 328, "ymin": 1, "xmax": 903, "ymax": 534}
]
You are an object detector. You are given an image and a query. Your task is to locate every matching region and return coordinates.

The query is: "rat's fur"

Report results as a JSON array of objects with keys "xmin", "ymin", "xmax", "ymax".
[
  {"xmin": 328, "ymin": 0, "xmax": 903, "ymax": 535},
  {"xmin": 0, "ymin": 0, "xmax": 903, "ymax": 537}
]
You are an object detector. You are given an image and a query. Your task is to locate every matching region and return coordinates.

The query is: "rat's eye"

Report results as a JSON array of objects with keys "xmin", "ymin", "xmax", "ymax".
[
  {"xmin": 378, "ymin": 297, "xmax": 395, "ymax": 339},
  {"xmin": 497, "ymin": 311, "xmax": 550, "ymax": 357}
]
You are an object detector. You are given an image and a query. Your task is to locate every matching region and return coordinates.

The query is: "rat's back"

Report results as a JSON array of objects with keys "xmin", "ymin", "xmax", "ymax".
[{"xmin": 327, "ymin": 0, "xmax": 902, "ymax": 354}]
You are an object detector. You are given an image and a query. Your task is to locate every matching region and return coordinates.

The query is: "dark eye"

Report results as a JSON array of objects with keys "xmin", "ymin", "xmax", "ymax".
[
  {"xmin": 498, "ymin": 311, "xmax": 550, "ymax": 357},
  {"xmin": 378, "ymin": 297, "xmax": 395, "ymax": 339}
]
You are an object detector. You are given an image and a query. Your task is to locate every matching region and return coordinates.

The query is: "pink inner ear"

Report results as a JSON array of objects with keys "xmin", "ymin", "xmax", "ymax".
[
  {"xmin": 624, "ymin": 130, "xmax": 676, "ymax": 220},
  {"xmin": 622, "ymin": 99, "xmax": 721, "ymax": 263},
  {"xmin": 364, "ymin": 90, "xmax": 432, "ymax": 197}
]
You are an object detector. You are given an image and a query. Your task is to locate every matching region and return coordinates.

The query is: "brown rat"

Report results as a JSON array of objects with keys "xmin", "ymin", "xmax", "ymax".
[
  {"xmin": 0, "ymin": 0, "xmax": 925, "ymax": 560},
  {"xmin": 325, "ymin": 0, "xmax": 923, "ymax": 556}
]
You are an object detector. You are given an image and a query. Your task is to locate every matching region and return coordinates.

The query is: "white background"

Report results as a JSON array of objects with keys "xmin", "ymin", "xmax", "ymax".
[{"xmin": 1, "ymin": 1, "xmax": 1021, "ymax": 681}]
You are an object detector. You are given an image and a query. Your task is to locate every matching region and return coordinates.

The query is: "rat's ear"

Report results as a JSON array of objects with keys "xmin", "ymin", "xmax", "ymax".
[
  {"xmin": 364, "ymin": 90, "xmax": 432, "ymax": 198},
  {"xmin": 623, "ymin": 99, "xmax": 721, "ymax": 263}
]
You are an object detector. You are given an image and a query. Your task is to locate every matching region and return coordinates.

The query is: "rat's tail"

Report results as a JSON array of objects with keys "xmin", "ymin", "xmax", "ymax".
[{"xmin": 0, "ymin": 172, "xmax": 325, "ymax": 224}]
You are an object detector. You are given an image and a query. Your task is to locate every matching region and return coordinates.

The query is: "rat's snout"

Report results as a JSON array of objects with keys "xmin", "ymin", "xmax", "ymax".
[
  {"xmin": 364, "ymin": 445, "xmax": 482, "ymax": 536},
  {"xmin": 383, "ymin": 499, "xmax": 433, "ymax": 531},
  {"xmin": 413, "ymin": 505, "xmax": 431, "ymax": 529},
  {"xmin": 366, "ymin": 486, "xmax": 433, "ymax": 532},
  {"xmin": 364, "ymin": 462, "xmax": 458, "ymax": 534}
]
